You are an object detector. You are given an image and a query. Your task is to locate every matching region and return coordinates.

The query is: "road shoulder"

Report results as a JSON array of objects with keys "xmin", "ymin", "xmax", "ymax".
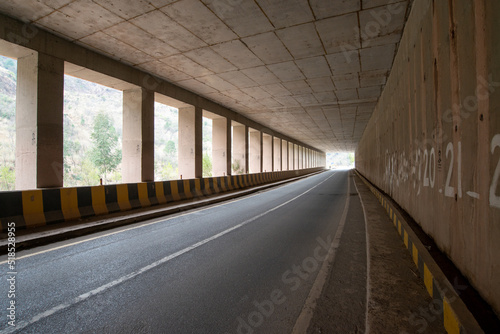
[{"xmin": 308, "ymin": 171, "xmax": 446, "ymax": 333}]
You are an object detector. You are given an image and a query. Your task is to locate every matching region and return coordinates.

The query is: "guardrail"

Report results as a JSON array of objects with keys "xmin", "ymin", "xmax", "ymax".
[{"xmin": 0, "ymin": 168, "xmax": 324, "ymax": 232}]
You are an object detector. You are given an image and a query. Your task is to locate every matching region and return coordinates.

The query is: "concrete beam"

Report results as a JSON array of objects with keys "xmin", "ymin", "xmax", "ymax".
[
  {"xmin": 294, "ymin": 144, "xmax": 299, "ymax": 170},
  {"xmin": 282, "ymin": 139, "xmax": 288, "ymax": 171},
  {"xmin": 178, "ymin": 105, "xmax": 202, "ymax": 179},
  {"xmin": 232, "ymin": 123, "xmax": 247, "ymax": 174},
  {"xmin": 274, "ymin": 137, "xmax": 281, "ymax": 171},
  {"xmin": 249, "ymin": 129, "xmax": 261, "ymax": 173},
  {"xmin": 212, "ymin": 117, "xmax": 231, "ymax": 176},
  {"xmin": 262, "ymin": 133, "xmax": 273, "ymax": 172},
  {"xmin": 16, "ymin": 52, "xmax": 64, "ymax": 189},
  {"xmin": 122, "ymin": 88, "xmax": 154, "ymax": 183}
]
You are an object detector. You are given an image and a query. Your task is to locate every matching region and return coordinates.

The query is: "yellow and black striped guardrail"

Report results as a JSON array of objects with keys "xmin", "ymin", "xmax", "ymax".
[
  {"xmin": 0, "ymin": 168, "xmax": 324, "ymax": 232},
  {"xmin": 355, "ymin": 170, "xmax": 483, "ymax": 334}
]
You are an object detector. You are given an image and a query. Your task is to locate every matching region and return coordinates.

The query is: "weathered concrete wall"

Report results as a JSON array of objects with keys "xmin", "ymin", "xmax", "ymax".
[{"xmin": 356, "ymin": 0, "xmax": 500, "ymax": 316}]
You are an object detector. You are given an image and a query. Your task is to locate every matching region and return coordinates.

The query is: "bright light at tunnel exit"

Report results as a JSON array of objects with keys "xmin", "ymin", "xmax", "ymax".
[{"xmin": 326, "ymin": 152, "xmax": 355, "ymax": 169}]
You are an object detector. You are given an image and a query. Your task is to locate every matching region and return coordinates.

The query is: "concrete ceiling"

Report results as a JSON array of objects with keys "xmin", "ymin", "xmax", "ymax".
[{"xmin": 0, "ymin": 0, "xmax": 411, "ymax": 152}]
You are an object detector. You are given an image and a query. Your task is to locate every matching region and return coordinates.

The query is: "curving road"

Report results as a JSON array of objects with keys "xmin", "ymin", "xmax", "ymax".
[{"xmin": 0, "ymin": 170, "xmax": 358, "ymax": 334}]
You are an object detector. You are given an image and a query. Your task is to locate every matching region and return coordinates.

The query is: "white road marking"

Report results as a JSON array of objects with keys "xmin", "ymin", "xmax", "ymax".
[
  {"xmin": 0, "ymin": 172, "xmax": 337, "ymax": 333},
  {"xmin": 291, "ymin": 171, "xmax": 351, "ymax": 333},
  {"xmin": 353, "ymin": 176, "xmax": 372, "ymax": 334}
]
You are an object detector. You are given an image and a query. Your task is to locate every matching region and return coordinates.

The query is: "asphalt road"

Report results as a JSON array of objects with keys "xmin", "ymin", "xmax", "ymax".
[{"xmin": 0, "ymin": 170, "xmax": 355, "ymax": 334}]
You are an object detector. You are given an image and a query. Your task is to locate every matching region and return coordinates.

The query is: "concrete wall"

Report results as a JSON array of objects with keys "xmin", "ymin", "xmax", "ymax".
[{"xmin": 356, "ymin": 0, "xmax": 500, "ymax": 316}]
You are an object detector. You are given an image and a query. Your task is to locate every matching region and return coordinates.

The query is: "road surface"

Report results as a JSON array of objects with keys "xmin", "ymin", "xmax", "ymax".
[{"xmin": 1, "ymin": 170, "xmax": 358, "ymax": 333}]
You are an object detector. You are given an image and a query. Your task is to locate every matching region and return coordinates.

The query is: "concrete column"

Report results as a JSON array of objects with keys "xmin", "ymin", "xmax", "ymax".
[
  {"xmin": 16, "ymin": 52, "xmax": 64, "ymax": 189},
  {"xmin": 289, "ymin": 142, "xmax": 294, "ymax": 170},
  {"xmin": 178, "ymin": 106, "xmax": 202, "ymax": 179},
  {"xmin": 122, "ymin": 88, "xmax": 154, "ymax": 183},
  {"xmin": 294, "ymin": 145, "xmax": 299, "ymax": 170},
  {"xmin": 273, "ymin": 137, "xmax": 281, "ymax": 171},
  {"xmin": 262, "ymin": 134, "xmax": 272, "ymax": 172},
  {"xmin": 281, "ymin": 140, "xmax": 288, "ymax": 171},
  {"xmin": 249, "ymin": 130, "xmax": 261, "ymax": 173},
  {"xmin": 245, "ymin": 126, "xmax": 249, "ymax": 173},
  {"xmin": 212, "ymin": 117, "xmax": 231, "ymax": 176},
  {"xmin": 232, "ymin": 124, "xmax": 247, "ymax": 174},
  {"xmin": 297, "ymin": 145, "xmax": 303, "ymax": 169}
]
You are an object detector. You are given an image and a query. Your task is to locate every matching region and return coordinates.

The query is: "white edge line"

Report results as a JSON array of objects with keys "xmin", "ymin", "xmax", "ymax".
[
  {"xmin": 291, "ymin": 171, "xmax": 350, "ymax": 334},
  {"xmin": 353, "ymin": 175, "xmax": 371, "ymax": 334},
  {"xmin": 0, "ymin": 172, "xmax": 337, "ymax": 333}
]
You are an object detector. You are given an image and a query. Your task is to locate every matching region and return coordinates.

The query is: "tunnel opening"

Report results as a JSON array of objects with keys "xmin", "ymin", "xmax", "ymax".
[{"xmin": 326, "ymin": 152, "xmax": 355, "ymax": 169}]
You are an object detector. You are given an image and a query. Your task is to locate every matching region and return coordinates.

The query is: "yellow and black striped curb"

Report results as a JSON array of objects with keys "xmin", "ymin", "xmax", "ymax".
[
  {"xmin": 355, "ymin": 170, "xmax": 483, "ymax": 334},
  {"xmin": 0, "ymin": 168, "xmax": 324, "ymax": 232}
]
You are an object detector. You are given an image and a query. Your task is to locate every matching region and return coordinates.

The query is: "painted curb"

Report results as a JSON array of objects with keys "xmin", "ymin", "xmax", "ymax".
[
  {"xmin": 0, "ymin": 168, "xmax": 324, "ymax": 233},
  {"xmin": 355, "ymin": 170, "xmax": 483, "ymax": 334}
]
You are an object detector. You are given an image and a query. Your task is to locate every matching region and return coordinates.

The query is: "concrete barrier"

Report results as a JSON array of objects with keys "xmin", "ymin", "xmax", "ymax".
[{"xmin": 0, "ymin": 168, "xmax": 323, "ymax": 232}]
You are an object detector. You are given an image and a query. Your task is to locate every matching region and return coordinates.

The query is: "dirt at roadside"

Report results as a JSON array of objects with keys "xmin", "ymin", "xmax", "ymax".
[{"xmin": 307, "ymin": 172, "xmax": 445, "ymax": 334}]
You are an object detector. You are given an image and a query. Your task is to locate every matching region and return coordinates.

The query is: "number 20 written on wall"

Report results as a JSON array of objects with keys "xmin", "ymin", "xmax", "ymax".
[{"xmin": 412, "ymin": 134, "xmax": 500, "ymax": 209}]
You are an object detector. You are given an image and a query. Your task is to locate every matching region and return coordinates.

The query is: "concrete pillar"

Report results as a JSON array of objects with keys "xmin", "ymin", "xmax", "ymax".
[
  {"xmin": 249, "ymin": 130, "xmax": 261, "ymax": 173},
  {"xmin": 273, "ymin": 137, "xmax": 281, "ymax": 171},
  {"xmin": 212, "ymin": 117, "xmax": 231, "ymax": 176},
  {"xmin": 262, "ymin": 134, "xmax": 272, "ymax": 172},
  {"xmin": 294, "ymin": 145, "xmax": 299, "ymax": 169},
  {"xmin": 281, "ymin": 139, "xmax": 288, "ymax": 171},
  {"xmin": 178, "ymin": 106, "xmax": 202, "ymax": 179},
  {"xmin": 232, "ymin": 124, "xmax": 247, "ymax": 174},
  {"xmin": 16, "ymin": 52, "xmax": 64, "ymax": 189},
  {"xmin": 299, "ymin": 146, "xmax": 302, "ymax": 169},
  {"xmin": 122, "ymin": 88, "xmax": 154, "ymax": 183},
  {"xmin": 297, "ymin": 145, "xmax": 302, "ymax": 169},
  {"xmin": 289, "ymin": 142, "xmax": 294, "ymax": 170}
]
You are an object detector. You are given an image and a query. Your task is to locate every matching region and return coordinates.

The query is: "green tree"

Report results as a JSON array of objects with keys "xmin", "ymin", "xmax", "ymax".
[
  {"xmin": 78, "ymin": 158, "xmax": 100, "ymax": 186},
  {"xmin": 232, "ymin": 159, "xmax": 244, "ymax": 175},
  {"xmin": 0, "ymin": 166, "xmax": 15, "ymax": 190},
  {"xmin": 202, "ymin": 153, "xmax": 212, "ymax": 177},
  {"xmin": 90, "ymin": 112, "xmax": 121, "ymax": 183},
  {"xmin": 159, "ymin": 162, "xmax": 178, "ymax": 180},
  {"xmin": 164, "ymin": 140, "xmax": 176, "ymax": 160}
]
